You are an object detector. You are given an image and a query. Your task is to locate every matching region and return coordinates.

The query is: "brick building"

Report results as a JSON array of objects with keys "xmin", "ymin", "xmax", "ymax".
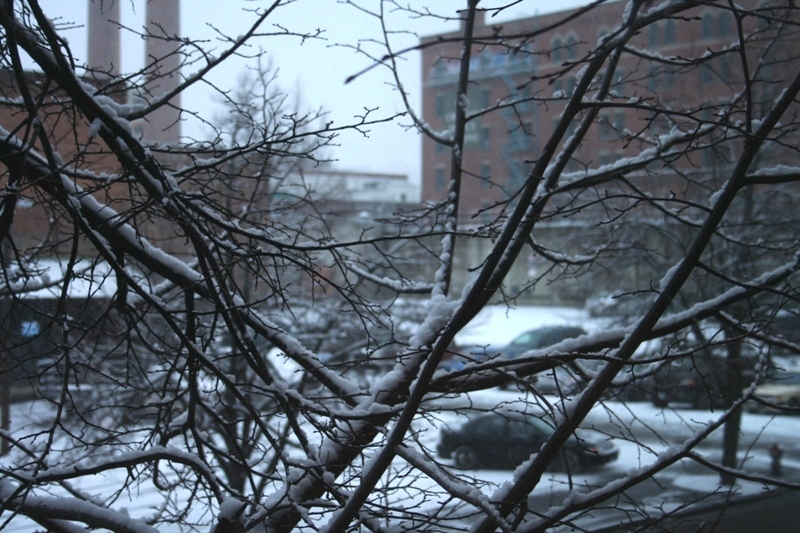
[
  {"xmin": 421, "ymin": 0, "xmax": 794, "ymax": 215},
  {"xmin": 419, "ymin": 0, "xmax": 799, "ymax": 303}
]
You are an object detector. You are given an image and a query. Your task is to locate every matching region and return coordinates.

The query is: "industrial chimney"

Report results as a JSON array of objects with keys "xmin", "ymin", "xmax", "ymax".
[
  {"xmin": 87, "ymin": 0, "xmax": 121, "ymax": 77},
  {"xmin": 142, "ymin": 0, "xmax": 182, "ymax": 144}
]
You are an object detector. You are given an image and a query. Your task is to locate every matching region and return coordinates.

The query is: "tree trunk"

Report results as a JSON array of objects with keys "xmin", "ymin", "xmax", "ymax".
[{"xmin": 721, "ymin": 334, "xmax": 742, "ymax": 486}]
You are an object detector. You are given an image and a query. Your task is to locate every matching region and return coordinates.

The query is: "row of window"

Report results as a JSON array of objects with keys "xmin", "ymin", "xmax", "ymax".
[
  {"xmin": 430, "ymin": 110, "xmax": 625, "ymax": 160},
  {"xmin": 430, "ymin": 6, "xmax": 748, "ymax": 84},
  {"xmin": 701, "ymin": 10, "xmax": 734, "ymax": 41},
  {"xmin": 434, "ymin": 88, "xmax": 491, "ymax": 117},
  {"xmin": 432, "ymin": 142, "xmax": 725, "ymax": 194},
  {"xmin": 551, "ymin": 35, "xmax": 579, "ymax": 63}
]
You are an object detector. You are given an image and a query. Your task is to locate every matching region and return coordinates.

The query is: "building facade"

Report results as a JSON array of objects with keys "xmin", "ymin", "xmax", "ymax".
[
  {"xmin": 420, "ymin": 0, "xmax": 799, "ymax": 303},
  {"xmin": 421, "ymin": 0, "xmax": 794, "ymax": 210}
]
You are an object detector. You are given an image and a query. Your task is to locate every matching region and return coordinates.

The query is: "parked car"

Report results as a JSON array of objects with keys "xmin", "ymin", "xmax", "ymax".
[
  {"xmin": 747, "ymin": 372, "xmax": 800, "ymax": 412},
  {"xmin": 636, "ymin": 349, "xmax": 766, "ymax": 409},
  {"xmin": 441, "ymin": 325, "xmax": 586, "ymax": 372},
  {"xmin": 437, "ymin": 411, "xmax": 618, "ymax": 471},
  {"xmin": 497, "ymin": 325, "xmax": 587, "ymax": 359},
  {"xmin": 650, "ymin": 356, "xmax": 728, "ymax": 409}
]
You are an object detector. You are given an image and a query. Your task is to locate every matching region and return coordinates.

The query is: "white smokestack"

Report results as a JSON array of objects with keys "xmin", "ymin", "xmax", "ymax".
[
  {"xmin": 87, "ymin": 0, "xmax": 121, "ymax": 77},
  {"xmin": 142, "ymin": 0, "xmax": 182, "ymax": 144}
]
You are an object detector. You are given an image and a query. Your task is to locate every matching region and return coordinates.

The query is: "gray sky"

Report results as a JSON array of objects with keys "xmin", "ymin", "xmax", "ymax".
[{"xmin": 38, "ymin": 1, "xmax": 591, "ymax": 184}]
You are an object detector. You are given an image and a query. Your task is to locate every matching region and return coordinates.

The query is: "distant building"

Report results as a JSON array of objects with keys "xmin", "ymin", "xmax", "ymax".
[
  {"xmin": 273, "ymin": 169, "xmax": 420, "ymax": 241},
  {"xmin": 87, "ymin": 0, "xmax": 182, "ymax": 145},
  {"xmin": 279, "ymin": 169, "xmax": 418, "ymax": 205},
  {"xmin": 420, "ymin": 0, "xmax": 796, "ymax": 217},
  {"xmin": 0, "ymin": 259, "xmax": 118, "ymax": 400},
  {"xmin": 418, "ymin": 0, "xmax": 800, "ymax": 304}
]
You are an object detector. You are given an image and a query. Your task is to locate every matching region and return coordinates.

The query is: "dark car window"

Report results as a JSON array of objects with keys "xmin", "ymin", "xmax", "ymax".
[
  {"xmin": 540, "ymin": 328, "xmax": 584, "ymax": 346},
  {"xmin": 508, "ymin": 419, "xmax": 538, "ymax": 440},
  {"xmin": 508, "ymin": 416, "xmax": 553, "ymax": 438},
  {"xmin": 470, "ymin": 415, "xmax": 507, "ymax": 436}
]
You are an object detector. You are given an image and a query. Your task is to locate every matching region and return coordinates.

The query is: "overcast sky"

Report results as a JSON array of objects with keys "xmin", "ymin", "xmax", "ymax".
[{"xmin": 37, "ymin": 1, "xmax": 592, "ymax": 184}]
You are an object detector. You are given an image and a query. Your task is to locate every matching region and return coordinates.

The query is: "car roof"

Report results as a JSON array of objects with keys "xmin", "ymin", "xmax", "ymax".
[
  {"xmin": 526, "ymin": 325, "xmax": 584, "ymax": 332},
  {"xmin": 472, "ymin": 410, "xmax": 555, "ymax": 427}
]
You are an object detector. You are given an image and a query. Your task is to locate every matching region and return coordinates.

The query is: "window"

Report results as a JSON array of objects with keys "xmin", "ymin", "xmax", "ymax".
[
  {"xmin": 648, "ymin": 22, "xmax": 659, "ymax": 47},
  {"xmin": 566, "ymin": 158, "xmax": 580, "ymax": 173},
  {"xmin": 480, "ymin": 88, "xmax": 490, "ymax": 109},
  {"xmin": 480, "ymin": 126, "xmax": 490, "ymax": 149},
  {"xmin": 553, "ymin": 78, "xmax": 564, "ymax": 97},
  {"xmin": 614, "ymin": 111, "xmax": 626, "ymax": 134},
  {"xmin": 701, "ymin": 63, "xmax": 714, "ymax": 85},
  {"xmin": 481, "ymin": 162, "xmax": 491, "ymax": 188},
  {"xmin": 20, "ymin": 320, "xmax": 41, "ymax": 337},
  {"xmin": 566, "ymin": 121, "xmax": 577, "ymax": 141},
  {"xmin": 648, "ymin": 66, "xmax": 660, "ymax": 92},
  {"xmin": 614, "ymin": 68, "xmax": 626, "ymax": 86},
  {"xmin": 718, "ymin": 10, "xmax": 732, "ymax": 37},
  {"xmin": 552, "ymin": 37, "xmax": 563, "ymax": 62},
  {"xmin": 566, "ymin": 76, "xmax": 576, "ymax": 96},
  {"xmin": 649, "ymin": 114, "xmax": 665, "ymax": 135},
  {"xmin": 566, "ymin": 35, "xmax": 578, "ymax": 61},
  {"xmin": 702, "ymin": 148, "xmax": 715, "ymax": 168},
  {"xmin": 435, "ymin": 93, "xmax": 445, "ymax": 117},
  {"xmin": 757, "ymin": 2, "xmax": 772, "ymax": 31},
  {"xmin": 664, "ymin": 19, "xmax": 677, "ymax": 44},
  {"xmin": 719, "ymin": 54, "xmax": 731, "ymax": 83},
  {"xmin": 664, "ymin": 68, "xmax": 675, "ymax": 88},
  {"xmin": 509, "ymin": 420, "xmax": 540, "ymax": 441},
  {"xmin": 598, "ymin": 113, "xmax": 611, "ymax": 140},
  {"xmin": 480, "ymin": 200, "xmax": 492, "ymax": 223},
  {"xmin": 473, "ymin": 415, "xmax": 506, "ymax": 436},
  {"xmin": 435, "ymin": 166, "xmax": 445, "ymax": 191},
  {"xmin": 702, "ymin": 12, "xmax": 714, "ymax": 39}
]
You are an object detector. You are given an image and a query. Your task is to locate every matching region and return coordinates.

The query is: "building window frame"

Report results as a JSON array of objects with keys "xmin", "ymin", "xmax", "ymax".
[
  {"xmin": 435, "ymin": 166, "xmax": 446, "ymax": 192},
  {"xmin": 551, "ymin": 36, "xmax": 563, "ymax": 63},
  {"xmin": 664, "ymin": 19, "xmax": 677, "ymax": 44},
  {"xmin": 701, "ymin": 11, "xmax": 714, "ymax": 40}
]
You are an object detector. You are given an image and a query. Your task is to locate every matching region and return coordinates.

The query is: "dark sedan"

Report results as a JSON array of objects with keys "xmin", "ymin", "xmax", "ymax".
[{"xmin": 437, "ymin": 411, "xmax": 618, "ymax": 471}]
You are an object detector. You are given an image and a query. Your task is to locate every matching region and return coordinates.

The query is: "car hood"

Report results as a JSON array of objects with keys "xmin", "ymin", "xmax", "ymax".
[
  {"xmin": 497, "ymin": 344, "xmax": 528, "ymax": 359},
  {"xmin": 754, "ymin": 383, "xmax": 800, "ymax": 396},
  {"xmin": 573, "ymin": 429, "xmax": 617, "ymax": 452}
]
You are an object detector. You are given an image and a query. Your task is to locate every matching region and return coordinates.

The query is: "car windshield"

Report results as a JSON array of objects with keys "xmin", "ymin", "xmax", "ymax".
[
  {"xmin": 523, "ymin": 415, "xmax": 555, "ymax": 434},
  {"xmin": 509, "ymin": 331, "xmax": 546, "ymax": 347},
  {"xmin": 509, "ymin": 327, "xmax": 583, "ymax": 349}
]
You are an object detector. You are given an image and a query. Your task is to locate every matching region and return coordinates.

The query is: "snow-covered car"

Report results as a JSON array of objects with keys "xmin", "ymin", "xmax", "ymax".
[
  {"xmin": 437, "ymin": 411, "xmax": 618, "ymax": 471},
  {"xmin": 496, "ymin": 325, "xmax": 587, "ymax": 359},
  {"xmin": 440, "ymin": 325, "xmax": 586, "ymax": 372},
  {"xmin": 748, "ymin": 372, "xmax": 800, "ymax": 412}
]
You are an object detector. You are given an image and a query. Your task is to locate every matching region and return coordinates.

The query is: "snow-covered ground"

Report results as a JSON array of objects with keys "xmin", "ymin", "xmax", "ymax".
[{"xmin": 3, "ymin": 305, "xmax": 799, "ymax": 532}]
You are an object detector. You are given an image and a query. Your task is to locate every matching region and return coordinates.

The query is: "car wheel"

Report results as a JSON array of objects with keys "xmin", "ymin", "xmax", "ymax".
[
  {"xmin": 453, "ymin": 445, "xmax": 480, "ymax": 470},
  {"xmin": 788, "ymin": 397, "xmax": 799, "ymax": 409}
]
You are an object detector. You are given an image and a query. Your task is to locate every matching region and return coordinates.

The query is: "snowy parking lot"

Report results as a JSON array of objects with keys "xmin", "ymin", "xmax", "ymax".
[
  {"xmin": 3, "ymin": 305, "xmax": 799, "ymax": 532},
  {"xmin": 6, "ymin": 386, "xmax": 799, "ymax": 532}
]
